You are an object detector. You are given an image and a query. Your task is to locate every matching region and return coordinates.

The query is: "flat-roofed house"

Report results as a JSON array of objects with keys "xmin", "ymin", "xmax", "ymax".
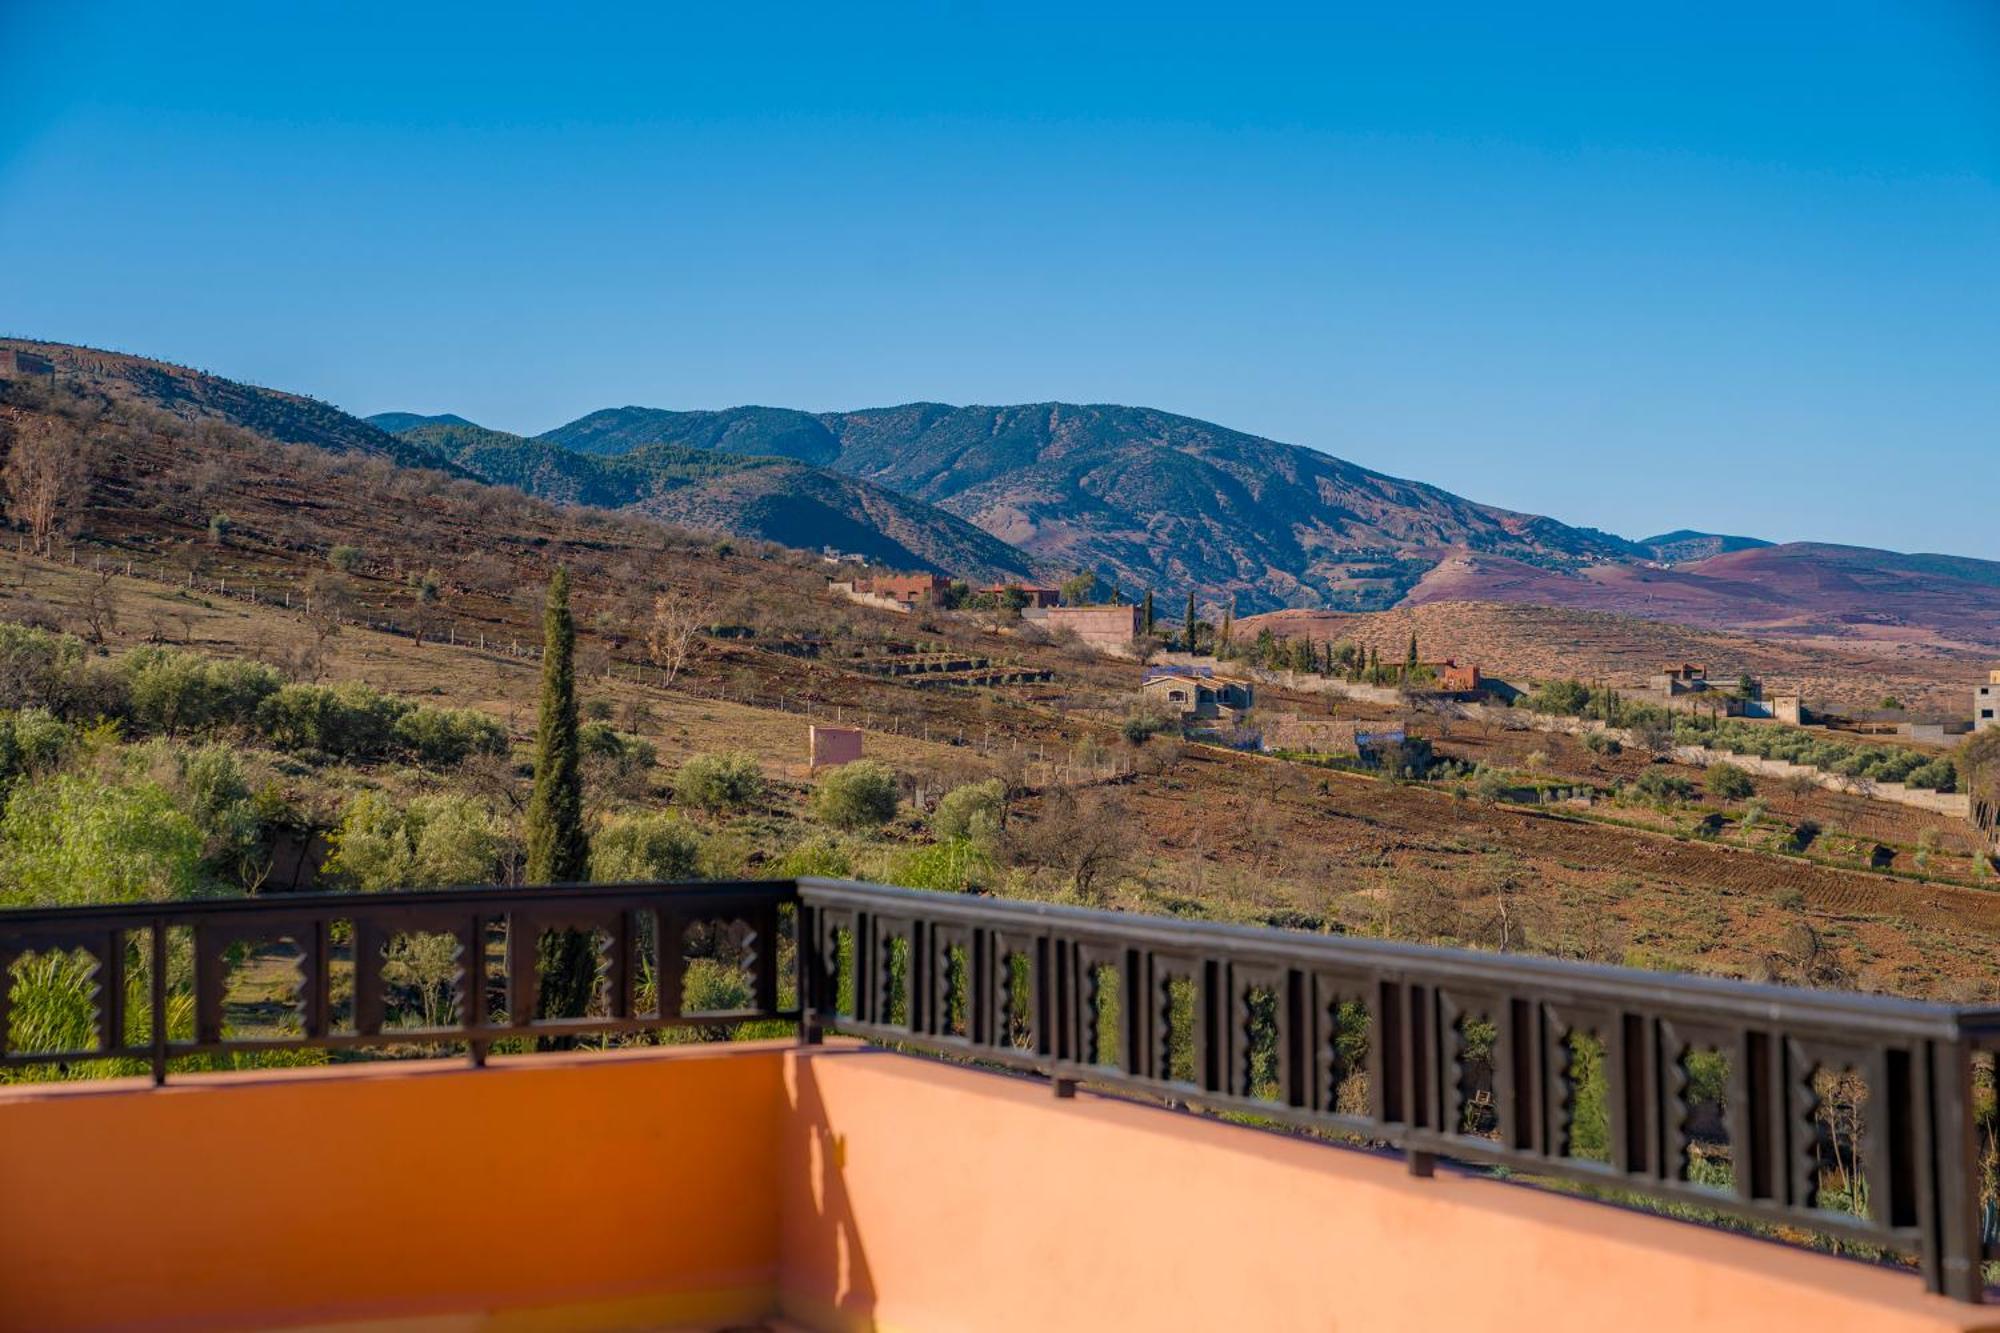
[{"xmin": 1141, "ymin": 664, "xmax": 1254, "ymax": 719}]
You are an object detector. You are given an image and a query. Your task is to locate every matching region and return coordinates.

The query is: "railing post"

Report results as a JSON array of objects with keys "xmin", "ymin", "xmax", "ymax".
[
  {"xmin": 797, "ymin": 896, "xmax": 823, "ymax": 1046},
  {"xmin": 1927, "ymin": 1035, "xmax": 1985, "ymax": 1301},
  {"xmin": 149, "ymin": 917, "xmax": 168, "ymax": 1086}
]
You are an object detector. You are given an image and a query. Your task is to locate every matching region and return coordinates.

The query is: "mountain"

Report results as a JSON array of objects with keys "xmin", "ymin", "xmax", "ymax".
[
  {"xmin": 386, "ymin": 419, "xmax": 1039, "ymax": 580},
  {"xmin": 0, "ymin": 338, "xmax": 451, "ymax": 471},
  {"xmin": 540, "ymin": 403, "xmax": 1647, "ymax": 612},
  {"xmin": 538, "ymin": 400, "xmax": 2000, "ymax": 644},
  {"xmin": 1640, "ymin": 530, "xmax": 1774, "ymax": 564},
  {"xmin": 365, "ymin": 411, "xmax": 476, "ymax": 434}
]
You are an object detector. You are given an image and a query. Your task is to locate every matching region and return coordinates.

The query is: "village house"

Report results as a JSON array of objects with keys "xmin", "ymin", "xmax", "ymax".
[
  {"xmin": 1979, "ymin": 668, "xmax": 2000, "ymax": 733},
  {"xmin": 1025, "ymin": 603, "xmax": 1144, "ymax": 655},
  {"xmin": 978, "ymin": 583, "xmax": 1061, "ymax": 608},
  {"xmin": 829, "ymin": 572, "xmax": 950, "ymax": 614},
  {"xmin": 1141, "ymin": 664, "xmax": 1254, "ymax": 720}
]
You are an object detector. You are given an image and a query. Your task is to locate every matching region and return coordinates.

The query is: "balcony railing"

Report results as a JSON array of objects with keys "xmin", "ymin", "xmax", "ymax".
[{"xmin": 4, "ymin": 878, "xmax": 1997, "ymax": 1302}]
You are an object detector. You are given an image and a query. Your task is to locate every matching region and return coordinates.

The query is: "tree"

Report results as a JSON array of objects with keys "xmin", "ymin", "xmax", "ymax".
[
  {"xmin": 1962, "ymin": 729, "xmax": 2000, "ymax": 852},
  {"xmin": 1183, "ymin": 591, "xmax": 1197, "ymax": 650},
  {"xmin": 811, "ymin": 760, "xmax": 902, "ymax": 830},
  {"xmin": 1405, "ymin": 631, "xmax": 1419, "ymax": 675},
  {"xmin": 525, "ymin": 568, "xmax": 593, "ymax": 1025},
  {"xmin": 1059, "ymin": 571, "xmax": 1098, "ymax": 607},
  {"xmin": 1704, "ymin": 762, "xmax": 1756, "ymax": 801},
  {"xmin": 647, "ymin": 584, "xmax": 712, "ymax": 687},
  {"xmin": 2, "ymin": 414, "xmax": 96, "ymax": 556},
  {"xmin": 1141, "ymin": 589, "xmax": 1155, "ymax": 637}
]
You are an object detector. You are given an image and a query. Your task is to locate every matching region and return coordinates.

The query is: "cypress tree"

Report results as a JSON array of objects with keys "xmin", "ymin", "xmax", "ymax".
[
  {"xmin": 1184, "ymin": 591, "xmax": 1197, "ymax": 649},
  {"xmin": 527, "ymin": 567, "xmax": 593, "ymax": 1022},
  {"xmin": 1406, "ymin": 631, "xmax": 1419, "ymax": 672},
  {"xmin": 1141, "ymin": 589, "xmax": 1155, "ymax": 637}
]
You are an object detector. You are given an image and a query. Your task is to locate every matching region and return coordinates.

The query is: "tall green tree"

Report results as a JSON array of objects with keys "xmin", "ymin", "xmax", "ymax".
[
  {"xmin": 1183, "ymin": 591, "xmax": 1197, "ymax": 649},
  {"xmin": 1406, "ymin": 631, "xmax": 1419, "ymax": 673},
  {"xmin": 1141, "ymin": 589, "xmax": 1155, "ymax": 636},
  {"xmin": 526, "ymin": 568, "xmax": 593, "ymax": 1023}
]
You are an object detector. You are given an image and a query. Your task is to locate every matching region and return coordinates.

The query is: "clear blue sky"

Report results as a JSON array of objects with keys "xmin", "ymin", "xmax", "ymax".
[{"xmin": 3, "ymin": 2, "xmax": 1996, "ymax": 556}]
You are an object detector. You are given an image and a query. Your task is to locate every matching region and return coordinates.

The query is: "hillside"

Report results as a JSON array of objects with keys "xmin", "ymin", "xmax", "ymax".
[
  {"xmin": 1240, "ymin": 601, "xmax": 1989, "ymax": 713},
  {"xmin": 387, "ymin": 419, "xmax": 1041, "ymax": 581},
  {"xmin": 537, "ymin": 402, "xmax": 2000, "ymax": 645},
  {"xmin": 0, "ymin": 338, "xmax": 450, "ymax": 471},
  {"xmin": 540, "ymin": 403, "xmax": 1645, "ymax": 612}
]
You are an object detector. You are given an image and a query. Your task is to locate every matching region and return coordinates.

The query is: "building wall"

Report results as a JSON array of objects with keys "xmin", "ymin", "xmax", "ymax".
[
  {"xmin": 1036, "ymin": 604, "xmax": 1143, "ymax": 656},
  {"xmin": 1, "ymin": 1044, "xmax": 1986, "ymax": 1333},
  {"xmin": 0, "ymin": 1045, "xmax": 790, "ymax": 1331},
  {"xmin": 1978, "ymin": 677, "xmax": 1999, "ymax": 732},
  {"xmin": 809, "ymin": 725, "xmax": 864, "ymax": 770}
]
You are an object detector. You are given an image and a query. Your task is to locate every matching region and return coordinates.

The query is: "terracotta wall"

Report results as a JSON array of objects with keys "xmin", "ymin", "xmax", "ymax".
[
  {"xmin": 3, "ymin": 1043, "xmax": 1993, "ymax": 1332},
  {"xmin": 0, "ymin": 1044, "xmax": 789, "ymax": 1332},
  {"xmin": 777, "ymin": 1049, "xmax": 1995, "ymax": 1333}
]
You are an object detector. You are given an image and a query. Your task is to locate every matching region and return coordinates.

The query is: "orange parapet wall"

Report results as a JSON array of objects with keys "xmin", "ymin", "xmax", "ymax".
[
  {"xmin": 777, "ymin": 1049, "xmax": 1994, "ymax": 1333},
  {"xmin": 2, "ymin": 1043, "xmax": 1993, "ymax": 1331},
  {"xmin": 0, "ymin": 1044, "xmax": 790, "ymax": 1332}
]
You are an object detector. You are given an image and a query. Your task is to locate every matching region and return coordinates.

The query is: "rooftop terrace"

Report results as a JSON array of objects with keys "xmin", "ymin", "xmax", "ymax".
[{"xmin": 3, "ymin": 879, "xmax": 1999, "ymax": 1330}]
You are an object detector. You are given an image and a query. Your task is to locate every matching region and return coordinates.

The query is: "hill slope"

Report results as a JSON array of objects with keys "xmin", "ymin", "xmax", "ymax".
[
  {"xmin": 391, "ymin": 419, "xmax": 1040, "ymax": 580},
  {"xmin": 541, "ymin": 403, "xmax": 1644, "ymax": 611},
  {"xmin": 0, "ymin": 338, "xmax": 450, "ymax": 471}
]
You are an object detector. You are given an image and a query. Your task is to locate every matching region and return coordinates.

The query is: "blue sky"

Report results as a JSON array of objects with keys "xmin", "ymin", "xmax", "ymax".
[{"xmin": 2, "ymin": 2, "xmax": 1996, "ymax": 556}]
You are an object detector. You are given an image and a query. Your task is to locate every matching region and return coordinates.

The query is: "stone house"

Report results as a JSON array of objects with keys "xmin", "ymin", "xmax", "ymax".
[{"xmin": 1141, "ymin": 665, "xmax": 1254, "ymax": 720}]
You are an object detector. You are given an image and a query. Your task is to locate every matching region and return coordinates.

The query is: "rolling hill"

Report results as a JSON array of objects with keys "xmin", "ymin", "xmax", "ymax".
[
  {"xmin": 539, "ymin": 403, "xmax": 1646, "ymax": 611},
  {"xmin": 7, "ymin": 336, "xmax": 1998, "ymax": 648},
  {"xmin": 535, "ymin": 401, "xmax": 2000, "ymax": 644},
  {"xmin": 379, "ymin": 418, "xmax": 1041, "ymax": 581}
]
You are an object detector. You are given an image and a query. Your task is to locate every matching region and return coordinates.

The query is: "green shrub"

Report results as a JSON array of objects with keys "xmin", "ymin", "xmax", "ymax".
[
  {"xmin": 580, "ymin": 722, "xmax": 657, "ymax": 776},
  {"xmin": 885, "ymin": 837, "xmax": 992, "ymax": 893},
  {"xmin": 175, "ymin": 744, "xmax": 263, "ymax": 876},
  {"xmin": 674, "ymin": 751, "xmax": 765, "ymax": 812},
  {"xmin": 1633, "ymin": 768, "xmax": 1695, "ymax": 805},
  {"xmin": 1704, "ymin": 763, "xmax": 1755, "ymax": 801},
  {"xmin": 393, "ymin": 706, "xmax": 507, "ymax": 767},
  {"xmin": 119, "ymin": 648, "xmax": 281, "ymax": 736},
  {"xmin": 1525, "ymin": 679, "xmax": 1591, "ymax": 716},
  {"xmin": 327, "ymin": 544, "xmax": 363, "ymax": 572},
  {"xmin": 0, "ymin": 773, "xmax": 206, "ymax": 906},
  {"xmin": 0, "ymin": 623, "xmax": 91, "ymax": 715},
  {"xmin": 255, "ymin": 682, "xmax": 404, "ymax": 758},
  {"xmin": 324, "ymin": 791, "xmax": 505, "ymax": 891},
  {"xmin": 811, "ymin": 760, "xmax": 901, "ymax": 830},
  {"xmin": 590, "ymin": 811, "xmax": 702, "ymax": 882},
  {"xmin": 932, "ymin": 778, "xmax": 1006, "ymax": 843},
  {"xmin": 1908, "ymin": 759, "xmax": 1957, "ymax": 792},
  {"xmin": 767, "ymin": 836, "xmax": 854, "ymax": 880},
  {"xmin": 0, "ymin": 708, "xmax": 74, "ymax": 786},
  {"xmin": 1581, "ymin": 730, "xmax": 1621, "ymax": 755}
]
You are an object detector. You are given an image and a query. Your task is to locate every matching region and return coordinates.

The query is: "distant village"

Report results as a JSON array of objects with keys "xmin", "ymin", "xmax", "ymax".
[{"xmin": 827, "ymin": 561, "xmax": 2000, "ymax": 764}]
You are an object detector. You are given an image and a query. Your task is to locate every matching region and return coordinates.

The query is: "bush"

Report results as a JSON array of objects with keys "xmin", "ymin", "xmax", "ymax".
[
  {"xmin": 885, "ymin": 837, "xmax": 992, "ymax": 893},
  {"xmin": 580, "ymin": 722, "xmax": 657, "ymax": 777},
  {"xmin": 327, "ymin": 544, "xmax": 363, "ymax": 572},
  {"xmin": 0, "ymin": 708, "xmax": 73, "ymax": 786},
  {"xmin": 1704, "ymin": 763, "xmax": 1755, "ymax": 801},
  {"xmin": 767, "ymin": 836, "xmax": 854, "ymax": 880},
  {"xmin": 811, "ymin": 760, "xmax": 901, "ymax": 830},
  {"xmin": 1581, "ymin": 730, "xmax": 1621, "ymax": 756},
  {"xmin": 255, "ymin": 682, "xmax": 404, "ymax": 758},
  {"xmin": 1633, "ymin": 769, "xmax": 1695, "ymax": 805},
  {"xmin": 0, "ymin": 623, "xmax": 91, "ymax": 715},
  {"xmin": 590, "ymin": 811, "xmax": 702, "ymax": 883},
  {"xmin": 0, "ymin": 773, "xmax": 206, "ymax": 905},
  {"xmin": 1525, "ymin": 679, "xmax": 1591, "ymax": 716},
  {"xmin": 118, "ymin": 648, "xmax": 282, "ymax": 736},
  {"xmin": 1908, "ymin": 758, "xmax": 1957, "ymax": 792},
  {"xmin": 324, "ymin": 792, "xmax": 505, "ymax": 891},
  {"xmin": 394, "ymin": 706, "xmax": 508, "ymax": 768},
  {"xmin": 932, "ymin": 778, "xmax": 1006, "ymax": 843},
  {"xmin": 674, "ymin": 751, "xmax": 765, "ymax": 812}
]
